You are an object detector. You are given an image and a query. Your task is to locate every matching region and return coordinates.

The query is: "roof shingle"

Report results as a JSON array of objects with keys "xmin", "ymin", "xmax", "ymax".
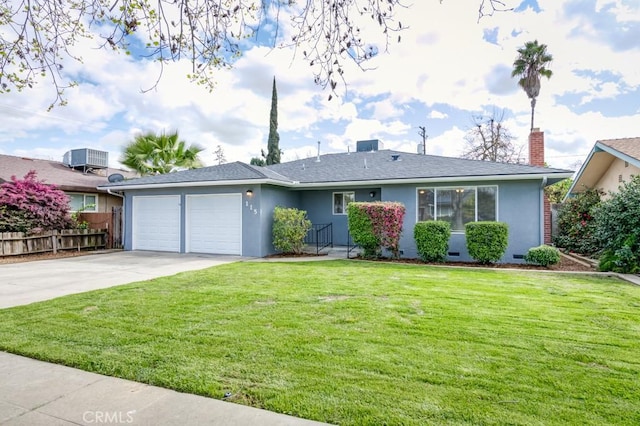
[
  {"xmin": 100, "ymin": 149, "xmax": 572, "ymax": 189},
  {"xmin": 598, "ymin": 137, "xmax": 640, "ymax": 161},
  {"xmin": 267, "ymin": 150, "xmax": 570, "ymax": 183}
]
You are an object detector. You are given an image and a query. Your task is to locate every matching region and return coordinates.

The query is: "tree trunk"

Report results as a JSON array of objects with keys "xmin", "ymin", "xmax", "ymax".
[{"xmin": 530, "ymin": 97, "xmax": 537, "ymax": 132}]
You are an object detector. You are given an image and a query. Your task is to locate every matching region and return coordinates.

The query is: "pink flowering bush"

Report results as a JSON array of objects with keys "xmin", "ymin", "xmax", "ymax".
[
  {"xmin": 347, "ymin": 202, "xmax": 405, "ymax": 258},
  {"xmin": 0, "ymin": 171, "xmax": 73, "ymax": 232}
]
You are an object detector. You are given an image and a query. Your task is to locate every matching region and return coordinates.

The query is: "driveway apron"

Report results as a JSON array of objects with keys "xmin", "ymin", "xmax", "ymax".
[{"xmin": 0, "ymin": 250, "xmax": 244, "ymax": 309}]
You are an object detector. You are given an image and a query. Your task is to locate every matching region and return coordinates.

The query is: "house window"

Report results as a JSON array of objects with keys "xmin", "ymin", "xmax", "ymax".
[
  {"xmin": 417, "ymin": 186, "xmax": 497, "ymax": 232},
  {"xmin": 69, "ymin": 193, "xmax": 97, "ymax": 212},
  {"xmin": 333, "ymin": 191, "xmax": 354, "ymax": 215}
]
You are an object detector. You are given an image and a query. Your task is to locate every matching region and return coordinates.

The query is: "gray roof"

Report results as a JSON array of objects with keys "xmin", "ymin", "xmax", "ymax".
[
  {"xmin": 101, "ymin": 150, "xmax": 573, "ymax": 189},
  {"xmin": 99, "ymin": 161, "xmax": 291, "ymax": 187},
  {"xmin": 268, "ymin": 150, "xmax": 570, "ymax": 183}
]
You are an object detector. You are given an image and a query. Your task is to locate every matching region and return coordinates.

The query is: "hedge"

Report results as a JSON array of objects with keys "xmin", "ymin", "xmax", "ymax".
[
  {"xmin": 414, "ymin": 221, "xmax": 450, "ymax": 262},
  {"xmin": 465, "ymin": 221, "xmax": 508, "ymax": 264}
]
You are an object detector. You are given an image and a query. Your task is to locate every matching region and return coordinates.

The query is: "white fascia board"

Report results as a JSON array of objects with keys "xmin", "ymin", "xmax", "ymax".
[
  {"xmin": 565, "ymin": 146, "xmax": 597, "ymax": 199},
  {"xmin": 98, "ymin": 178, "xmax": 291, "ymax": 191},
  {"xmin": 290, "ymin": 173, "xmax": 574, "ymax": 189},
  {"xmin": 98, "ymin": 172, "xmax": 574, "ymax": 191}
]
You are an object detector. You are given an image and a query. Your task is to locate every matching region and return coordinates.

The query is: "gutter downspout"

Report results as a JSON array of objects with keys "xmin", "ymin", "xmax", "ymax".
[
  {"xmin": 107, "ymin": 189, "xmax": 125, "ymax": 250},
  {"xmin": 107, "ymin": 189, "xmax": 124, "ymax": 199},
  {"xmin": 540, "ymin": 176, "xmax": 548, "ymax": 245}
]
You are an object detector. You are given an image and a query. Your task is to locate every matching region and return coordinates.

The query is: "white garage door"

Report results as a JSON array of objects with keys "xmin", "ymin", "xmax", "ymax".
[
  {"xmin": 186, "ymin": 194, "xmax": 242, "ymax": 255},
  {"xmin": 132, "ymin": 195, "xmax": 181, "ymax": 252}
]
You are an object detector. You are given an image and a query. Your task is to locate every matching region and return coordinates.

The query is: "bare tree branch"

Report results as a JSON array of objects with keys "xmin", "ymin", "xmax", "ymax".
[
  {"xmin": 461, "ymin": 109, "xmax": 524, "ymax": 163},
  {"xmin": 477, "ymin": 0, "xmax": 513, "ymax": 21},
  {"xmin": 0, "ymin": 1, "xmax": 505, "ymax": 108}
]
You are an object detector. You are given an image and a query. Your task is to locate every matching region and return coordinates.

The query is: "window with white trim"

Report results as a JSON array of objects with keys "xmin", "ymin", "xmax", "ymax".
[
  {"xmin": 417, "ymin": 186, "xmax": 497, "ymax": 232},
  {"xmin": 68, "ymin": 193, "xmax": 97, "ymax": 212},
  {"xmin": 333, "ymin": 191, "xmax": 354, "ymax": 215}
]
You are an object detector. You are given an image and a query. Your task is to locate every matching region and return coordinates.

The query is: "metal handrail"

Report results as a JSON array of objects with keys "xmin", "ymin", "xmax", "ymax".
[
  {"xmin": 347, "ymin": 232, "xmax": 360, "ymax": 259},
  {"xmin": 304, "ymin": 223, "xmax": 333, "ymax": 254}
]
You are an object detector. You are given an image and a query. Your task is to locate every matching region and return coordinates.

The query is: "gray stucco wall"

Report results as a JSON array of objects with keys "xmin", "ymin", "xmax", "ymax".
[
  {"xmin": 121, "ymin": 179, "xmax": 544, "ymax": 262},
  {"xmin": 295, "ymin": 179, "xmax": 543, "ymax": 263},
  {"xmin": 259, "ymin": 185, "xmax": 301, "ymax": 256},
  {"xmin": 298, "ymin": 187, "xmax": 381, "ymax": 246},
  {"xmin": 498, "ymin": 180, "xmax": 544, "ymax": 261},
  {"xmin": 383, "ymin": 180, "xmax": 543, "ymax": 262}
]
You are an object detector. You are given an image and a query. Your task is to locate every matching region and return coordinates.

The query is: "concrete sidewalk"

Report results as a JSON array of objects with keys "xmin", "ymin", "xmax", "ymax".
[{"xmin": 0, "ymin": 352, "xmax": 328, "ymax": 426}]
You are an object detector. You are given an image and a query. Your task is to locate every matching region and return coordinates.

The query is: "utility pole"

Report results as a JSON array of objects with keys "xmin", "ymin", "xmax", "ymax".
[{"xmin": 418, "ymin": 126, "xmax": 428, "ymax": 155}]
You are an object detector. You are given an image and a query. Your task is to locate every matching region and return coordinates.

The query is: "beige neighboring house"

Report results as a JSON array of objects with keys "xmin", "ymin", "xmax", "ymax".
[
  {"xmin": 566, "ymin": 137, "xmax": 640, "ymax": 199},
  {"xmin": 0, "ymin": 149, "xmax": 134, "ymax": 213}
]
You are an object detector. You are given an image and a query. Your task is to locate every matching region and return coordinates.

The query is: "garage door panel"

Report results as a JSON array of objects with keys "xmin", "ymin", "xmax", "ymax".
[
  {"xmin": 187, "ymin": 194, "xmax": 242, "ymax": 255},
  {"xmin": 133, "ymin": 195, "xmax": 180, "ymax": 252}
]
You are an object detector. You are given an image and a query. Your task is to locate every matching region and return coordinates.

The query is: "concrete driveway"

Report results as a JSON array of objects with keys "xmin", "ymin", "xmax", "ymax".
[{"xmin": 0, "ymin": 251, "xmax": 245, "ymax": 309}]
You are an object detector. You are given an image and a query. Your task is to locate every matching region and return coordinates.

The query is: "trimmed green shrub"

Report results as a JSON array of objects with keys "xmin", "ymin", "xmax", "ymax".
[
  {"xmin": 347, "ymin": 203, "xmax": 379, "ymax": 258},
  {"xmin": 465, "ymin": 221, "xmax": 508, "ymax": 264},
  {"xmin": 414, "ymin": 221, "xmax": 450, "ymax": 262},
  {"xmin": 347, "ymin": 202, "xmax": 405, "ymax": 259},
  {"xmin": 272, "ymin": 206, "xmax": 311, "ymax": 254},
  {"xmin": 594, "ymin": 175, "xmax": 640, "ymax": 273},
  {"xmin": 524, "ymin": 245, "xmax": 561, "ymax": 267},
  {"xmin": 553, "ymin": 188, "xmax": 602, "ymax": 256}
]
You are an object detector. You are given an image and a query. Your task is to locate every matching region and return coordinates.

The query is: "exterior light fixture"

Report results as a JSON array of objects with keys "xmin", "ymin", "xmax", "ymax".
[
  {"xmin": 246, "ymin": 189, "xmax": 253, "ymax": 197},
  {"xmin": 369, "ymin": 191, "xmax": 376, "ymax": 198}
]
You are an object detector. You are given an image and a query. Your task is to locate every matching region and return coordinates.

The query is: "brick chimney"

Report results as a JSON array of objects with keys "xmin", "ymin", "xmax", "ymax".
[
  {"xmin": 529, "ymin": 128, "xmax": 551, "ymax": 244},
  {"xmin": 529, "ymin": 128, "xmax": 545, "ymax": 167}
]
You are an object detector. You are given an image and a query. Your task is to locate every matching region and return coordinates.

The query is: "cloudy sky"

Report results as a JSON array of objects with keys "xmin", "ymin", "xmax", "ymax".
[{"xmin": 1, "ymin": 0, "xmax": 638, "ymax": 173}]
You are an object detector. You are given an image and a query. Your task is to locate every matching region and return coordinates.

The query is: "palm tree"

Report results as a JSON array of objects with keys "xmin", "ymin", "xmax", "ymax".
[
  {"xmin": 511, "ymin": 40, "xmax": 553, "ymax": 132},
  {"xmin": 120, "ymin": 131, "xmax": 203, "ymax": 175}
]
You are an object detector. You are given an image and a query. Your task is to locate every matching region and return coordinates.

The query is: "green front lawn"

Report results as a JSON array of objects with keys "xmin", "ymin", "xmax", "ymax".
[{"xmin": 1, "ymin": 260, "xmax": 639, "ymax": 425}]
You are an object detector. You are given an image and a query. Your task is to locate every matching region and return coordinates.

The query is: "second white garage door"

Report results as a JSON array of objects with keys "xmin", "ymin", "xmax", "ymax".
[{"xmin": 186, "ymin": 194, "xmax": 242, "ymax": 255}]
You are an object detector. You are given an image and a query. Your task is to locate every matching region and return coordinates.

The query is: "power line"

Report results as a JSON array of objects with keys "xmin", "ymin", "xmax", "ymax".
[{"xmin": 546, "ymin": 154, "xmax": 588, "ymax": 158}]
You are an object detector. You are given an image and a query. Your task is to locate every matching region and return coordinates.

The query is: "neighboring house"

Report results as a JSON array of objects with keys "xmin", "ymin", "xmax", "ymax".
[
  {"xmin": 0, "ymin": 149, "xmax": 133, "ymax": 213},
  {"xmin": 566, "ymin": 137, "xmax": 640, "ymax": 199},
  {"xmin": 100, "ymin": 131, "xmax": 572, "ymax": 262}
]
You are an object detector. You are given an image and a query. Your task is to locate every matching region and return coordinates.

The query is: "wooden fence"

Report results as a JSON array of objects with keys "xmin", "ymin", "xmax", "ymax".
[
  {"xmin": 77, "ymin": 206, "xmax": 123, "ymax": 249},
  {"xmin": 0, "ymin": 229, "xmax": 107, "ymax": 257}
]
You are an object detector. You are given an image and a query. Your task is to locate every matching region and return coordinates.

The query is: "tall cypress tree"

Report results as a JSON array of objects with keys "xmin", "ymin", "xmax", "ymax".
[{"xmin": 265, "ymin": 77, "xmax": 281, "ymax": 165}]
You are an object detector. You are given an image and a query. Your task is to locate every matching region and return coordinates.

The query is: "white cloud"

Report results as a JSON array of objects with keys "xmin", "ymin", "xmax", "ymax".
[
  {"xmin": 1, "ymin": 0, "xmax": 639, "ymax": 174},
  {"xmin": 428, "ymin": 110, "xmax": 448, "ymax": 119}
]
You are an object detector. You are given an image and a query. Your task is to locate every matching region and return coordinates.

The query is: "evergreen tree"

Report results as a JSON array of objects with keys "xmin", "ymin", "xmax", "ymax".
[
  {"xmin": 250, "ymin": 157, "xmax": 266, "ymax": 166},
  {"xmin": 265, "ymin": 77, "xmax": 281, "ymax": 165}
]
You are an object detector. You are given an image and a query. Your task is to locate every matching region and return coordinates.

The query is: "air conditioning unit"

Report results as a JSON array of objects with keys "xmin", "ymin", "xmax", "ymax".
[{"xmin": 63, "ymin": 148, "xmax": 109, "ymax": 170}]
